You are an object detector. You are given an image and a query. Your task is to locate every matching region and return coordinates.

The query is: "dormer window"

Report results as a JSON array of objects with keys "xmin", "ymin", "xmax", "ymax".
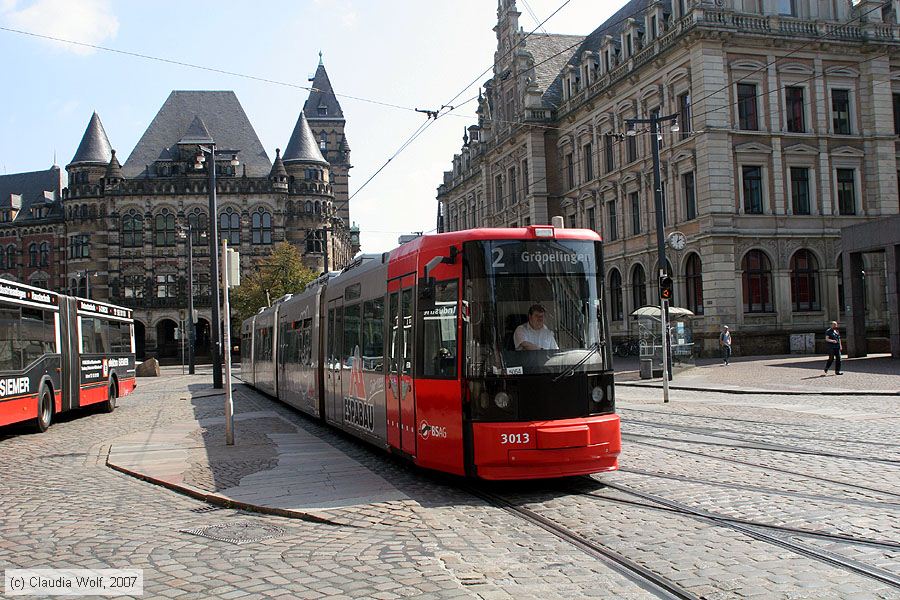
[
  {"xmin": 319, "ymin": 132, "xmax": 328, "ymax": 152},
  {"xmin": 318, "ymin": 106, "xmax": 327, "ymax": 116},
  {"xmin": 626, "ymin": 33, "xmax": 633, "ymax": 57},
  {"xmin": 650, "ymin": 14, "xmax": 658, "ymax": 39}
]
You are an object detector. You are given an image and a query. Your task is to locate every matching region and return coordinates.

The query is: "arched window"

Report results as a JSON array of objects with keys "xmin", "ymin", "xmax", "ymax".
[
  {"xmin": 39, "ymin": 242, "xmax": 50, "ymax": 267},
  {"xmin": 742, "ymin": 250, "xmax": 773, "ymax": 313},
  {"xmin": 122, "ymin": 211, "xmax": 144, "ymax": 248},
  {"xmin": 188, "ymin": 210, "xmax": 208, "ymax": 245},
  {"xmin": 28, "ymin": 243, "xmax": 38, "ymax": 267},
  {"xmin": 684, "ymin": 253, "xmax": 703, "ymax": 314},
  {"xmin": 80, "ymin": 204, "xmax": 89, "ymax": 219},
  {"xmin": 315, "ymin": 201, "xmax": 321, "ymax": 214},
  {"xmin": 6, "ymin": 245, "xmax": 16, "ymax": 268},
  {"xmin": 154, "ymin": 209, "xmax": 176, "ymax": 247},
  {"xmin": 251, "ymin": 209, "xmax": 273, "ymax": 245},
  {"xmin": 305, "ymin": 201, "xmax": 313, "ymax": 213},
  {"xmin": 220, "ymin": 208, "xmax": 240, "ymax": 245},
  {"xmin": 631, "ymin": 264, "xmax": 647, "ymax": 310},
  {"xmin": 790, "ymin": 249, "xmax": 820, "ymax": 311},
  {"xmin": 609, "ymin": 269, "xmax": 623, "ymax": 321}
]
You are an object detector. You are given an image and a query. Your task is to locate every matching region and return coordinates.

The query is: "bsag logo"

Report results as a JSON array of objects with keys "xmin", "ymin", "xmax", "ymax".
[{"xmin": 419, "ymin": 420, "xmax": 447, "ymax": 440}]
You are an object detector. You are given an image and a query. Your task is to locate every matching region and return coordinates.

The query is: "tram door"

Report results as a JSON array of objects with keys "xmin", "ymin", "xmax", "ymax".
[
  {"xmin": 387, "ymin": 275, "xmax": 416, "ymax": 455},
  {"xmin": 325, "ymin": 299, "xmax": 343, "ymax": 424},
  {"xmin": 58, "ymin": 296, "xmax": 80, "ymax": 411}
]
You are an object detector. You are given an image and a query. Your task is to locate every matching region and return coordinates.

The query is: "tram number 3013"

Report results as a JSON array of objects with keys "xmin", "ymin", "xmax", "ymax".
[{"xmin": 500, "ymin": 433, "xmax": 530, "ymax": 445}]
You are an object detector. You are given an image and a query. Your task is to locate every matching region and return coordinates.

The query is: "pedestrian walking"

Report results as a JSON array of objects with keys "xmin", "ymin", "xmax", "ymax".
[
  {"xmin": 824, "ymin": 321, "xmax": 843, "ymax": 375},
  {"xmin": 719, "ymin": 325, "xmax": 732, "ymax": 366}
]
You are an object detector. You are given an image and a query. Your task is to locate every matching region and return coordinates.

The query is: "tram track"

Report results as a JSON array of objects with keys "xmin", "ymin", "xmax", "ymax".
[
  {"xmin": 618, "ymin": 467, "xmax": 900, "ymax": 511},
  {"xmin": 619, "ymin": 408, "xmax": 900, "ymax": 449},
  {"xmin": 625, "ymin": 430, "xmax": 900, "ymax": 466},
  {"xmin": 624, "ymin": 437, "xmax": 900, "ymax": 501},
  {"xmin": 569, "ymin": 480, "xmax": 900, "ymax": 551},
  {"xmin": 465, "ymin": 485, "xmax": 699, "ymax": 600},
  {"xmin": 624, "ymin": 419, "xmax": 900, "ymax": 464},
  {"xmin": 576, "ymin": 477, "xmax": 900, "ymax": 591}
]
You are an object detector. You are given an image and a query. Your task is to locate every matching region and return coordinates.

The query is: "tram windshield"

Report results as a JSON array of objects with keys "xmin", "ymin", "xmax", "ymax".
[{"xmin": 463, "ymin": 239, "xmax": 608, "ymax": 377}]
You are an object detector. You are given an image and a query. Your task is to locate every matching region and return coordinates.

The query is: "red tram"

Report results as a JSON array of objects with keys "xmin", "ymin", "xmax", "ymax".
[{"xmin": 242, "ymin": 227, "xmax": 620, "ymax": 479}]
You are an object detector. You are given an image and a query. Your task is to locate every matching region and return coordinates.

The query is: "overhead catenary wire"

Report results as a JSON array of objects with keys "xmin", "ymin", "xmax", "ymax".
[{"xmin": 0, "ymin": 25, "xmax": 423, "ymax": 115}]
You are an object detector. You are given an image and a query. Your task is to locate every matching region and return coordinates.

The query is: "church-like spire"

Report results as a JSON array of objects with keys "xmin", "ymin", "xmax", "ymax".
[
  {"xmin": 283, "ymin": 112, "xmax": 328, "ymax": 165},
  {"xmin": 304, "ymin": 59, "xmax": 344, "ymax": 120},
  {"xmin": 70, "ymin": 112, "xmax": 113, "ymax": 166}
]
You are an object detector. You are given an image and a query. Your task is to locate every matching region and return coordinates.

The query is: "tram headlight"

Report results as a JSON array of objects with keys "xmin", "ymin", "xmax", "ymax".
[
  {"xmin": 494, "ymin": 391, "xmax": 511, "ymax": 409},
  {"xmin": 591, "ymin": 386, "xmax": 604, "ymax": 404}
]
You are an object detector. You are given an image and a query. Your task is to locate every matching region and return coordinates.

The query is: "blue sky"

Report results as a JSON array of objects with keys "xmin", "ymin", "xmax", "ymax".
[{"xmin": 0, "ymin": 0, "xmax": 621, "ymax": 253}]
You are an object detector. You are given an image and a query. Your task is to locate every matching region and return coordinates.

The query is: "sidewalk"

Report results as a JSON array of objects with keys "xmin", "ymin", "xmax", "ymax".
[
  {"xmin": 106, "ymin": 383, "xmax": 412, "ymax": 526},
  {"xmin": 614, "ymin": 353, "xmax": 899, "ymax": 396}
]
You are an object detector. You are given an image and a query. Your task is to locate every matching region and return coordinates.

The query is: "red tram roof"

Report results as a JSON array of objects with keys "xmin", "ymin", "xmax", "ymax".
[{"xmin": 390, "ymin": 227, "xmax": 602, "ymax": 261}]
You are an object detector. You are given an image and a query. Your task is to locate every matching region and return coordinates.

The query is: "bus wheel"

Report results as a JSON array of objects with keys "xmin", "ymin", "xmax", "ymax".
[
  {"xmin": 103, "ymin": 380, "xmax": 117, "ymax": 413},
  {"xmin": 34, "ymin": 386, "xmax": 53, "ymax": 433}
]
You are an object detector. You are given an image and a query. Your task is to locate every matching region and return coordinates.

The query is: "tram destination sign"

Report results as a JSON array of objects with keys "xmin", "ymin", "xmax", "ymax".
[
  {"xmin": 0, "ymin": 281, "xmax": 58, "ymax": 307},
  {"xmin": 485, "ymin": 240, "xmax": 597, "ymax": 275},
  {"xmin": 78, "ymin": 299, "xmax": 132, "ymax": 320}
]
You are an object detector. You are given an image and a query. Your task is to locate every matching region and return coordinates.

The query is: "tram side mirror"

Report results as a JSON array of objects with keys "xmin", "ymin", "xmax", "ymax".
[{"xmin": 422, "ymin": 246, "xmax": 459, "ymax": 289}]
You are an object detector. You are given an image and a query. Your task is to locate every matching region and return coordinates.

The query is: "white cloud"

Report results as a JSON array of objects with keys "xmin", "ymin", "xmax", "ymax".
[{"xmin": 2, "ymin": 0, "xmax": 119, "ymax": 55}]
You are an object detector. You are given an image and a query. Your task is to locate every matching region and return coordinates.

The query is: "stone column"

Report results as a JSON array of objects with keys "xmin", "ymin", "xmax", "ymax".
[{"xmin": 844, "ymin": 251, "xmax": 868, "ymax": 357}]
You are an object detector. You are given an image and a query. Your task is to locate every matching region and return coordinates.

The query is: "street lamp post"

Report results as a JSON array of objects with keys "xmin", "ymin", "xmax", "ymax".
[
  {"xmin": 195, "ymin": 145, "xmax": 238, "ymax": 389},
  {"xmin": 626, "ymin": 113, "xmax": 680, "ymax": 402},
  {"xmin": 178, "ymin": 224, "xmax": 196, "ymax": 375}
]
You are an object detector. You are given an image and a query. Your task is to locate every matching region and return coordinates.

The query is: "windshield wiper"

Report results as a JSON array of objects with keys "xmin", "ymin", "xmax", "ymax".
[{"xmin": 552, "ymin": 341, "xmax": 604, "ymax": 382}]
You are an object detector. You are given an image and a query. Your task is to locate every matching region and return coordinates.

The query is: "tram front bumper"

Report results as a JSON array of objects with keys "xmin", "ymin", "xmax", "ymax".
[{"xmin": 471, "ymin": 414, "xmax": 621, "ymax": 480}]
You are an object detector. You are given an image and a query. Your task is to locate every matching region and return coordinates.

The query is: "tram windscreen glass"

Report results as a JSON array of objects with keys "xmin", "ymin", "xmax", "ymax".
[{"xmin": 464, "ymin": 240, "xmax": 607, "ymax": 376}]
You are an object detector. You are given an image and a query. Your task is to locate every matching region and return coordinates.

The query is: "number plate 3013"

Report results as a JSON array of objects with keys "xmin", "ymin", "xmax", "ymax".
[{"xmin": 500, "ymin": 432, "xmax": 530, "ymax": 445}]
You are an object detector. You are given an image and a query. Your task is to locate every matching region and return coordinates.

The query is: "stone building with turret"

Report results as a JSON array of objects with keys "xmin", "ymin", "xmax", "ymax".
[
  {"xmin": 1, "ymin": 58, "xmax": 359, "ymax": 360},
  {"xmin": 437, "ymin": 0, "xmax": 899, "ymax": 355}
]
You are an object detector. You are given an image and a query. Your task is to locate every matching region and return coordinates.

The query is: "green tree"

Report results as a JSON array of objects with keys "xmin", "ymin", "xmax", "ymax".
[{"xmin": 231, "ymin": 242, "xmax": 318, "ymax": 324}]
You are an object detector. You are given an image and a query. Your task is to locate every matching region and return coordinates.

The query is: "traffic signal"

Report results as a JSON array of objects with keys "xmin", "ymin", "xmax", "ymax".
[{"xmin": 659, "ymin": 276, "xmax": 674, "ymax": 301}]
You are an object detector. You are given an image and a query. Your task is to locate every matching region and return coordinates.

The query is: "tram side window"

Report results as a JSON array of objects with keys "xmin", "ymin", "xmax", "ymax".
[
  {"xmin": 362, "ymin": 298, "xmax": 384, "ymax": 372},
  {"xmin": 342, "ymin": 303, "xmax": 361, "ymax": 368},
  {"xmin": 419, "ymin": 280, "xmax": 458, "ymax": 378},
  {"xmin": 3, "ymin": 307, "xmax": 55, "ymax": 370},
  {"xmin": 80, "ymin": 317, "xmax": 110, "ymax": 354},
  {"xmin": 108, "ymin": 321, "xmax": 131, "ymax": 354},
  {"xmin": 300, "ymin": 318, "xmax": 313, "ymax": 365},
  {"xmin": 0, "ymin": 307, "xmax": 19, "ymax": 371}
]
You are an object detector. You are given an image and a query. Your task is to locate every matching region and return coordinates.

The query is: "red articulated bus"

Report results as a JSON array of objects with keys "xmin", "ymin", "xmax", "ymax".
[
  {"xmin": 242, "ymin": 227, "xmax": 620, "ymax": 479},
  {"xmin": 0, "ymin": 280, "xmax": 137, "ymax": 433}
]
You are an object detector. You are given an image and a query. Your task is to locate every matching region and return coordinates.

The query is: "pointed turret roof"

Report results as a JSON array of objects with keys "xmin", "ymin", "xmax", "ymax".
[
  {"xmin": 70, "ymin": 112, "xmax": 113, "ymax": 166},
  {"xmin": 283, "ymin": 112, "xmax": 328, "ymax": 165},
  {"xmin": 122, "ymin": 91, "xmax": 272, "ymax": 178},
  {"xmin": 105, "ymin": 150, "xmax": 123, "ymax": 180},
  {"xmin": 269, "ymin": 148, "xmax": 287, "ymax": 179},
  {"xmin": 178, "ymin": 115, "xmax": 214, "ymax": 145},
  {"xmin": 303, "ymin": 60, "xmax": 344, "ymax": 121}
]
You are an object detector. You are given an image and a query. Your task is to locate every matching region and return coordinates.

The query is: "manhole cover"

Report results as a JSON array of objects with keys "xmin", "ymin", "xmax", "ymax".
[
  {"xmin": 180, "ymin": 521, "xmax": 284, "ymax": 545},
  {"xmin": 189, "ymin": 505, "xmax": 225, "ymax": 514}
]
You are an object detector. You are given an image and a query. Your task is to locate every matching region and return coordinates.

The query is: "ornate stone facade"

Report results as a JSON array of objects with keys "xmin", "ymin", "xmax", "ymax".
[
  {"xmin": 437, "ymin": 0, "xmax": 899, "ymax": 354},
  {"xmin": 1, "ymin": 60, "xmax": 359, "ymax": 360}
]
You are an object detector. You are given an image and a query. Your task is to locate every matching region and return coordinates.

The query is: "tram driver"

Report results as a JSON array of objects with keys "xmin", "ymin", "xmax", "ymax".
[{"xmin": 513, "ymin": 304, "xmax": 559, "ymax": 351}]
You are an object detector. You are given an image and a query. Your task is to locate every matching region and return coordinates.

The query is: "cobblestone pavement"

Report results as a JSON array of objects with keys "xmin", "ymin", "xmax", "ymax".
[
  {"xmin": 1, "ymin": 367, "xmax": 899, "ymax": 599},
  {"xmin": 615, "ymin": 353, "xmax": 899, "ymax": 394}
]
